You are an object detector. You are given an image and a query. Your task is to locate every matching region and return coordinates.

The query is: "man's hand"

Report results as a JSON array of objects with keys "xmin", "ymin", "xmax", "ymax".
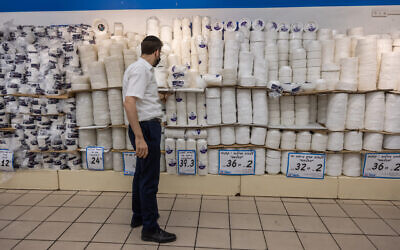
[{"xmin": 135, "ymin": 138, "xmax": 148, "ymax": 158}]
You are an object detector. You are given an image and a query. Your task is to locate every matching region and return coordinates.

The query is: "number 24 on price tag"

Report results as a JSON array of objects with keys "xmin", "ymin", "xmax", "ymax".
[{"xmin": 86, "ymin": 147, "xmax": 104, "ymax": 171}]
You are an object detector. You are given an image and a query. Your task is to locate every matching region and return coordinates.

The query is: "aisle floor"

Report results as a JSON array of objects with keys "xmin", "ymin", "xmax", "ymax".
[{"xmin": 0, "ymin": 189, "xmax": 399, "ymax": 250}]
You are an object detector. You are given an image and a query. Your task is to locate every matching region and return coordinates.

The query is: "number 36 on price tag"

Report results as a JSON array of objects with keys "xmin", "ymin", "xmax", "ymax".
[
  {"xmin": 177, "ymin": 150, "xmax": 196, "ymax": 175},
  {"xmin": 286, "ymin": 152, "xmax": 326, "ymax": 179},
  {"xmin": 86, "ymin": 147, "xmax": 104, "ymax": 171},
  {"xmin": 218, "ymin": 150, "xmax": 255, "ymax": 175},
  {"xmin": 363, "ymin": 153, "xmax": 400, "ymax": 179},
  {"xmin": 0, "ymin": 149, "xmax": 13, "ymax": 172}
]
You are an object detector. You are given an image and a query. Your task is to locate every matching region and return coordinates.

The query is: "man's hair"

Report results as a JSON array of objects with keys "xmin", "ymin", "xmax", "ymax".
[{"xmin": 141, "ymin": 36, "xmax": 163, "ymax": 55}]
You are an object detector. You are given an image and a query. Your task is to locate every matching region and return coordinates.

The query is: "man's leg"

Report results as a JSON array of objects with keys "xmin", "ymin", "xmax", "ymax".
[
  {"xmin": 128, "ymin": 126, "xmax": 142, "ymax": 225},
  {"xmin": 139, "ymin": 122, "xmax": 161, "ymax": 233}
]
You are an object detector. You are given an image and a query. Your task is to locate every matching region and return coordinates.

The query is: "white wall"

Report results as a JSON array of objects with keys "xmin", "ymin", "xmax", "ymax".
[{"xmin": 0, "ymin": 5, "xmax": 399, "ymax": 35}]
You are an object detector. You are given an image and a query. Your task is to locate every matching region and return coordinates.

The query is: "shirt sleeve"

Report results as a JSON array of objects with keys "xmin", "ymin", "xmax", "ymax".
[{"xmin": 125, "ymin": 66, "xmax": 148, "ymax": 99}]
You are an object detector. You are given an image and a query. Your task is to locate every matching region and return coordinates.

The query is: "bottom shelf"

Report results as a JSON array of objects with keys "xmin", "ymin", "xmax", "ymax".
[
  {"xmin": 0, "ymin": 169, "xmax": 58, "ymax": 190},
  {"xmin": 1, "ymin": 170, "xmax": 399, "ymax": 200}
]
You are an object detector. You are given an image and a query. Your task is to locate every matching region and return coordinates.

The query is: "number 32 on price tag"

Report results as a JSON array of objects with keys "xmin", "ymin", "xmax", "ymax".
[
  {"xmin": 177, "ymin": 150, "xmax": 196, "ymax": 175},
  {"xmin": 0, "ymin": 149, "xmax": 13, "ymax": 172},
  {"xmin": 86, "ymin": 147, "xmax": 104, "ymax": 171},
  {"xmin": 363, "ymin": 153, "xmax": 400, "ymax": 179},
  {"xmin": 286, "ymin": 152, "xmax": 326, "ymax": 179}
]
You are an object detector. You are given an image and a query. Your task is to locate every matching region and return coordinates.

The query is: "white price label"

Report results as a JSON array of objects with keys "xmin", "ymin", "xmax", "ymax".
[
  {"xmin": 218, "ymin": 150, "xmax": 255, "ymax": 175},
  {"xmin": 0, "ymin": 150, "xmax": 13, "ymax": 172},
  {"xmin": 286, "ymin": 152, "xmax": 325, "ymax": 179},
  {"xmin": 177, "ymin": 150, "xmax": 196, "ymax": 175},
  {"xmin": 86, "ymin": 147, "xmax": 104, "ymax": 171},
  {"xmin": 123, "ymin": 152, "xmax": 136, "ymax": 176},
  {"xmin": 363, "ymin": 153, "xmax": 400, "ymax": 179}
]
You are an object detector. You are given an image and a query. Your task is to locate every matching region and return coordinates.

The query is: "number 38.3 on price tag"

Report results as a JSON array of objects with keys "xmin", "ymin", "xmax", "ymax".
[
  {"xmin": 363, "ymin": 153, "xmax": 400, "ymax": 179},
  {"xmin": 0, "ymin": 149, "xmax": 13, "ymax": 172},
  {"xmin": 177, "ymin": 150, "xmax": 196, "ymax": 175},
  {"xmin": 86, "ymin": 147, "xmax": 104, "ymax": 171},
  {"xmin": 286, "ymin": 152, "xmax": 325, "ymax": 179}
]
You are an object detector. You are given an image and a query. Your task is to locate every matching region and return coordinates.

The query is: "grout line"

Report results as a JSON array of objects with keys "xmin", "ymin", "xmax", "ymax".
[
  {"xmin": 363, "ymin": 202, "xmax": 400, "ymax": 237},
  {"xmin": 281, "ymin": 200, "xmax": 305, "ymax": 250},
  {"xmin": 254, "ymin": 196, "xmax": 268, "ymax": 249},
  {"xmin": 41, "ymin": 191, "xmax": 89, "ymax": 249},
  {"xmin": 10, "ymin": 191, "xmax": 75, "ymax": 249},
  {"xmin": 308, "ymin": 201, "xmax": 341, "ymax": 249},
  {"xmin": 335, "ymin": 200, "xmax": 379, "ymax": 249},
  {"xmin": 84, "ymin": 192, "xmax": 127, "ymax": 248},
  {"xmin": 53, "ymin": 191, "xmax": 101, "ymax": 250},
  {"xmin": 227, "ymin": 195, "xmax": 232, "ymax": 249},
  {"xmin": 192, "ymin": 195, "xmax": 203, "ymax": 249},
  {"xmin": 156, "ymin": 193, "xmax": 177, "ymax": 249},
  {"xmin": 120, "ymin": 193, "xmax": 134, "ymax": 249}
]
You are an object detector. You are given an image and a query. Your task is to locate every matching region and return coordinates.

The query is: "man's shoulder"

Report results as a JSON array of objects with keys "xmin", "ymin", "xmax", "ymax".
[{"xmin": 126, "ymin": 60, "xmax": 144, "ymax": 73}]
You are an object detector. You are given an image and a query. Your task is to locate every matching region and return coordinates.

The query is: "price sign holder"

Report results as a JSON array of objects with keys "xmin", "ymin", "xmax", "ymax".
[
  {"xmin": 286, "ymin": 152, "xmax": 326, "ymax": 179},
  {"xmin": 218, "ymin": 149, "xmax": 255, "ymax": 175},
  {"xmin": 123, "ymin": 152, "xmax": 136, "ymax": 176},
  {"xmin": 363, "ymin": 153, "xmax": 400, "ymax": 179},
  {"xmin": 177, "ymin": 150, "xmax": 197, "ymax": 175},
  {"xmin": 0, "ymin": 149, "xmax": 14, "ymax": 172},
  {"xmin": 86, "ymin": 146, "xmax": 104, "ymax": 171}
]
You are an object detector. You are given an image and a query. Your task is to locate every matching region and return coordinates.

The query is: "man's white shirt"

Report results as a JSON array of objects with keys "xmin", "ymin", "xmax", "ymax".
[{"xmin": 123, "ymin": 57, "xmax": 163, "ymax": 122}]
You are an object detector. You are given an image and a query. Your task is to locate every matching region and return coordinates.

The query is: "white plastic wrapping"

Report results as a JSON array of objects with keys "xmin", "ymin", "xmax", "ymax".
[
  {"xmin": 384, "ymin": 94, "xmax": 400, "ymax": 133},
  {"xmin": 208, "ymin": 149, "xmax": 219, "ymax": 174},
  {"xmin": 235, "ymin": 126, "xmax": 251, "ymax": 144},
  {"xmin": 363, "ymin": 133, "xmax": 383, "ymax": 151},
  {"xmin": 250, "ymin": 127, "xmax": 267, "ymax": 145},
  {"xmin": 221, "ymin": 126, "xmax": 235, "ymax": 145},
  {"xmin": 343, "ymin": 153, "xmax": 361, "ymax": 177},
  {"xmin": 326, "ymin": 93, "xmax": 348, "ymax": 131},
  {"xmin": 255, "ymin": 148, "xmax": 266, "ymax": 175},
  {"xmin": 266, "ymin": 129, "xmax": 281, "ymax": 149},
  {"xmin": 221, "ymin": 88, "xmax": 237, "ymax": 124},
  {"xmin": 326, "ymin": 154, "xmax": 343, "ymax": 177},
  {"xmin": 346, "ymin": 94, "xmax": 365, "ymax": 130},
  {"xmin": 344, "ymin": 131, "xmax": 363, "ymax": 151},
  {"xmin": 266, "ymin": 150, "xmax": 281, "ymax": 174},
  {"xmin": 364, "ymin": 92, "xmax": 385, "ymax": 131},
  {"xmin": 252, "ymin": 90, "xmax": 268, "ymax": 125},
  {"xmin": 207, "ymin": 127, "xmax": 221, "ymax": 146}
]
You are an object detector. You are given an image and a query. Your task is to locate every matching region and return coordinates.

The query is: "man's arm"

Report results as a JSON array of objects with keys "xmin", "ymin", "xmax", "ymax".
[{"xmin": 124, "ymin": 96, "xmax": 148, "ymax": 158}]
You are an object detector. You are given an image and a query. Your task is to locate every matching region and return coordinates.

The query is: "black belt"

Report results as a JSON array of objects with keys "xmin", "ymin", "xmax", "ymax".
[{"xmin": 140, "ymin": 118, "xmax": 162, "ymax": 123}]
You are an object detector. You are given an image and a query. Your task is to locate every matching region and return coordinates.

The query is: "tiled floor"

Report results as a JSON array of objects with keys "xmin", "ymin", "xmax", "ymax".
[{"xmin": 0, "ymin": 189, "xmax": 399, "ymax": 249}]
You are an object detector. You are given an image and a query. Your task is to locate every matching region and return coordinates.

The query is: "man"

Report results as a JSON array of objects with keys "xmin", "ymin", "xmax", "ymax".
[{"xmin": 123, "ymin": 36, "xmax": 176, "ymax": 243}]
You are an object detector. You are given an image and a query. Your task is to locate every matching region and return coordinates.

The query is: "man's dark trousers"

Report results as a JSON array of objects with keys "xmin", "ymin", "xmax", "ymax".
[{"xmin": 128, "ymin": 120, "xmax": 161, "ymax": 233}]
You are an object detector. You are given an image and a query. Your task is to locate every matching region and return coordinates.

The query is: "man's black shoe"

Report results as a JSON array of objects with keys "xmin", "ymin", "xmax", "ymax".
[{"xmin": 141, "ymin": 228, "xmax": 176, "ymax": 243}]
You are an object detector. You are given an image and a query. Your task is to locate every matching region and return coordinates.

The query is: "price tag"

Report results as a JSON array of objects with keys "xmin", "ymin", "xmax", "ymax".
[
  {"xmin": 363, "ymin": 153, "xmax": 400, "ymax": 179},
  {"xmin": 0, "ymin": 149, "xmax": 13, "ymax": 172},
  {"xmin": 218, "ymin": 150, "xmax": 255, "ymax": 175},
  {"xmin": 177, "ymin": 150, "xmax": 196, "ymax": 175},
  {"xmin": 286, "ymin": 152, "xmax": 325, "ymax": 179},
  {"xmin": 123, "ymin": 152, "xmax": 136, "ymax": 176},
  {"xmin": 86, "ymin": 147, "xmax": 104, "ymax": 171}
]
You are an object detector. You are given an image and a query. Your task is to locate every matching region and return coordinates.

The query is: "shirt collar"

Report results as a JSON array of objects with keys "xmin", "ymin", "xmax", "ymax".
[{"xmin": 139, "ymin": 57, "xmax": 153, "ymax": 70}]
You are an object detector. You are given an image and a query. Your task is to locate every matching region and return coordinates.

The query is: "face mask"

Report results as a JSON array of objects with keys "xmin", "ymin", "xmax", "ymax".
[{"xmin": 153, "ymin": 56, "xmax": 161, "ymax": 67}]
